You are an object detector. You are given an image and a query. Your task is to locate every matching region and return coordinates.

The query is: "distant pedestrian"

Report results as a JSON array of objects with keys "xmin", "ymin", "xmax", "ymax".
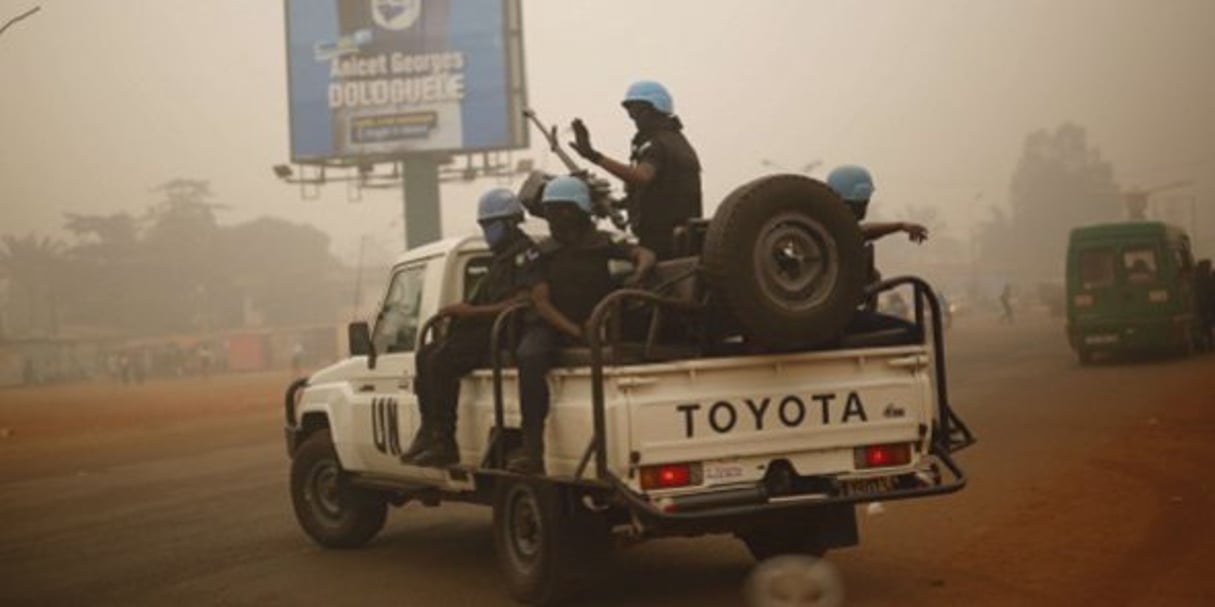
[
  {"xmin": 886, "ymin": 292, "xmax": 911, "ymax": 321},
  {"xmin": 999, "ymin": 283, "xmax": 1015, "ymax": 324}
]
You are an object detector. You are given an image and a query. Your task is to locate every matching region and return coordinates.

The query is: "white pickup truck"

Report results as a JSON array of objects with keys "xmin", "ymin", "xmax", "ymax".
[{"xmin": 284, "ymin": 174, "xmax": 974, "ymax": 605}]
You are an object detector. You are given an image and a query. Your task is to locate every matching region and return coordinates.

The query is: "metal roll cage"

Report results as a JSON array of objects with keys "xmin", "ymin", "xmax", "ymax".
[{"xmin": 410, "ymin": 274, "xmax": 976, "ymax": 515}]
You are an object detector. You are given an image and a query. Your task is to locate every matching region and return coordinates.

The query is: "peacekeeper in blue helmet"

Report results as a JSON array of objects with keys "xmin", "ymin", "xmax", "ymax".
[
  {"xmin": 827, "ymin": 165, "xmax": 929, "ymax": 245},
  {"xmin": 401, "ymin": 189, "xmax": 541, "ymax": 467},
  {"xmin": 568, "ymin": 80, "xmax": 702, "ymax": 261},
  {"xmin": 828, "ymin": 165, "xmax": 928, "ymax": 286},
  {"xmin": 827, "ymin": 165, "xmax": 929, "ymax": 333},
  {"xmin": 509, "ymin": 176, "xmax": 656, "ymax": 474}
]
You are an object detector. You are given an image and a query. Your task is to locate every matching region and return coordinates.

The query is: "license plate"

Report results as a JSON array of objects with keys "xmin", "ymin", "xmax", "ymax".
[
  {"xmin": 702, "ymin": 460, "xmax": 746, "ymax": 483},
  {"xmin": 1084, "ymin": 334, "xmax": 1118, "ymax": 345},
  {"xmin": 838, "ymin": 476, "xmax": 900, "ymax": 497}
]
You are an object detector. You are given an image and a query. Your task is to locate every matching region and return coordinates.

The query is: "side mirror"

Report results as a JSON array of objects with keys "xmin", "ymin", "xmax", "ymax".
[{"xmin": 348, "ymin": 321, "xmax": 377, "ymax": 369}]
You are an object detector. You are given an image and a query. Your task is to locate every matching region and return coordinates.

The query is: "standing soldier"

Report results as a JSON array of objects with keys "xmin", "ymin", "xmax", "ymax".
[{"xmin": 568, "ymin": 80, "xmax": 702, "ymax": 260}]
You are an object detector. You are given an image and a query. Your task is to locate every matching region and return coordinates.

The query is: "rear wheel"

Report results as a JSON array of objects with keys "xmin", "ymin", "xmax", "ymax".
[
  {"xmin": 290, "ymin": 430, "xmax": 387, "ymax": 548},
  {"xmin": 493, "ymin": 480, "xmax": 610, "ymax": 605}
]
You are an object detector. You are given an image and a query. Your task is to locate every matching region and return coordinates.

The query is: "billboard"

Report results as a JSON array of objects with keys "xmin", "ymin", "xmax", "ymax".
[{"xmin": 285, "ymin": 0, "xmax": 528, "ymax": 164}]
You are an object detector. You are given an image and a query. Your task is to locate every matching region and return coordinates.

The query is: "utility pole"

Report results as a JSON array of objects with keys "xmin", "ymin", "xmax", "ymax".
[{"xmin": 401, "ymin": 155, "xmax": 443, "ymax": 249}]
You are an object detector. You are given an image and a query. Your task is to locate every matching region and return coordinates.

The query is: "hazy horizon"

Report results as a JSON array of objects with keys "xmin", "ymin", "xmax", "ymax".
[{"xmin": 3, "ymin": 0, "xmax": 1214, "ymax": 266}]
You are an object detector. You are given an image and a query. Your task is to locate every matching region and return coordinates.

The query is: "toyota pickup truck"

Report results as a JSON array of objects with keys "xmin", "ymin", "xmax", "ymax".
[{"xmin": 283, "ymin": 173, "xmax": 974, "ymax": 605}]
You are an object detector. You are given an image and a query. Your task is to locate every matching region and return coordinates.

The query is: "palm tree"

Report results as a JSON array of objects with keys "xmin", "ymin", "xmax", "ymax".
[{"xmin": 0, "ymin": 234, "xmax": 66, "ymax": 336}]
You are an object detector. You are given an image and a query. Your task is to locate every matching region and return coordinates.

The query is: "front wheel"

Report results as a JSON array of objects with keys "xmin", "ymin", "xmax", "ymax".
[{"xmin": 290, "ymin": 430, "xmax": 387, "ymax": 548}]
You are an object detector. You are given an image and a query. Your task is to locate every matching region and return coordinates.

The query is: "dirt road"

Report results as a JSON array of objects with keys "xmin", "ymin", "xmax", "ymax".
[{"xmin": 1, "ymin": 313, "xmax": 1213, "ymax": 606}]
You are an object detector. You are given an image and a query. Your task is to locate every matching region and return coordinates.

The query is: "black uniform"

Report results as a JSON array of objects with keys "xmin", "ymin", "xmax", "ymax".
[
  {"xmin": 516, "ymin": 231, "xmax": 635, "ymax": 430},
  {"xmin": 414, "ymin": 231, "xmax": 539, "ymax": 438},
  {"xmin": 625, "ymin": 119, "xmax": 702, "ymax": 260}
]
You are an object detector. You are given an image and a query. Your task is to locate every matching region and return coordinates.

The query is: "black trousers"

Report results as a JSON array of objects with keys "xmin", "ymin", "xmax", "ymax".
[
  {"xmin": 414, "ymin": 324, "xmax": 489, "ymax": 434},
  {"xmin": 515, "ymin": 323, "xmax": 568, "ymax": 432}
]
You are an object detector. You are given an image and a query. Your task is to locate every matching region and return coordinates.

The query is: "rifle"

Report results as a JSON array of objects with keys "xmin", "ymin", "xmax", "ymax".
[{"xmin": 522, "ymin": 109, "xmax": 629, "ymax": 230}]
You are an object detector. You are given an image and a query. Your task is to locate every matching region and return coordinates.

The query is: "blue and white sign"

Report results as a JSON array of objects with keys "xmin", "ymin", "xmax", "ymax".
[{"xmin": 285, "ymin": 0, "xmax": 527, "ymax": 163}]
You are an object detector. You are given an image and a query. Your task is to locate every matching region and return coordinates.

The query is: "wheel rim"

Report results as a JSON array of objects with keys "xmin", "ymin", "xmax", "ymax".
[
  {"xmin": 506, "ymin": 485, "xmax": 543, "ymax": 572},
  {"xmin": 305, "ymin": 459, "xmax": 345, "ymax": 523},
  {"xmin": 752, "ymin": 212, "xmax": 838, "ymax": 313}
]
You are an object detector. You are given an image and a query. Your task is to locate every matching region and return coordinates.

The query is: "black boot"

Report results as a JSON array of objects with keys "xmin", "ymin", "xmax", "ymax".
[
  {"xmin": 399, "ymin": 425, "xmax": 435, "ymax": 464},
  {"xmin": 506, "ymin": 426, "xmax": 545, "ymax": 476},
  {"xmin": 412, "ymin": 432, "xmax": 459, "ymax": 467}
]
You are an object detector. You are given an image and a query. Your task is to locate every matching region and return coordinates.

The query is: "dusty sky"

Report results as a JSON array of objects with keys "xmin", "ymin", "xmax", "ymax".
[{"xmin": 3, "ymin": 0, "xmax": 1214, "ymax": 264}]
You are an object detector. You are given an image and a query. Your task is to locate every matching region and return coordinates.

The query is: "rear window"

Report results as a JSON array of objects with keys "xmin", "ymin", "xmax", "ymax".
[
  {"xmin": 1077, "ymin": 248, "xmax": 1116, "ymax": 289},
  {"xmin": 1122, "ymin": 247, "xmax": 1159, "ymax": 284}
]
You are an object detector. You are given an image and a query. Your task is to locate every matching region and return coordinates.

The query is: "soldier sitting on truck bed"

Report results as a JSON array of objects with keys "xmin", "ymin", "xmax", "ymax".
[
  {"xmin": 510, "ymin": 176, "xmax": 656, "ymax": 475},
  {"xmin": 827, "ymin": 165, "xmax": 929, "ymax": 337},
  {"xmin": 401, "ymin": 189, "xmax": 540, "ymax": 467},
  {"xmin": 827, "ymin": 164, "xmax": 928, "ymax": 254}
]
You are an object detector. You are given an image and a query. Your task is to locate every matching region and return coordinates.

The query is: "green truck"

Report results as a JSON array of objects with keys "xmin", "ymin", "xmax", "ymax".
[{"xmin": 1066, "ymin": 221, "xmax": 1214, "ymax": 363}]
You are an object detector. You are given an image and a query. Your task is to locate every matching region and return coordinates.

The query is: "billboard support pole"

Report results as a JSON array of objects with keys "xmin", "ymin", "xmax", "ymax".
[{"xmin": 402, "ymin": 154, "xmax": 443, "ymax": 249}]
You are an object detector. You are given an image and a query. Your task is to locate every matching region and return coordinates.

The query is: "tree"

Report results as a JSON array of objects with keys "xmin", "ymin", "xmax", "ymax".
[
  {"xmin": 0, "ymin": 234, "xmax": 67, "ymax": 336},
  {"xmin": 221, "ymin": 217, "xmax": 344, "ymax": 326},
  {"xmin": 980, "ymin": 123, "xmax": 1121, "ymax": 280},
  {"xmin": 3, "ymin": 178, "xmax": 350, "ymax": 337}
]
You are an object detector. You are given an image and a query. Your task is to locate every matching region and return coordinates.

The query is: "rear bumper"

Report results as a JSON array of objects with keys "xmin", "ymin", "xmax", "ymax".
[
  {"xmin": 1068, "ymin": 317, "xmax": 1192, "ymax": 350},
  {"xmin": 617, "ymin": 448, "xmax": 966, "ymax": 528}
]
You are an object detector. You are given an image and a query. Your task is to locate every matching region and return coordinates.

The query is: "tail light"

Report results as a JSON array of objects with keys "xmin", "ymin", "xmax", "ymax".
[
  {"xmin": 640, "ymin": 462, "xmax": 703, "ymax": 491},
  {"xmin": 1148, "ymin": 289, "xmax": 1169, "ymax": 303},
  {"xmin": 1074, "ymin": 294, "xmax": 1094, "ymax": 307},
  {"xmin": 854, "ymin": 443, "xmax": 912, "ymax": 470}
]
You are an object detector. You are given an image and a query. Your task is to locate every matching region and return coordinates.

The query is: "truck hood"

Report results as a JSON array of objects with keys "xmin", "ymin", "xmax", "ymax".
[{"xmin": 307, "ymin": 356, "xmax": 369, "ymax": 387}]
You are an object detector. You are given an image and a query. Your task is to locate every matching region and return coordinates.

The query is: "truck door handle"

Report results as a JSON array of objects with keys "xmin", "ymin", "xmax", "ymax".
[
  {"xmin": 888, "ymin": 355, "xmax": 928, "ymax": 369},
  {"xmin": 357, "ymin": 384, "xmax": 375, "ymax": 393},
  {"xmin": 398, "ymin": 378, "xmax": 413, "ymax": 391}
]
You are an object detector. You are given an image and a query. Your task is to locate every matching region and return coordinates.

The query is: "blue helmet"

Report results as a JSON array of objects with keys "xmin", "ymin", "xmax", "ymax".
[
  {"xmin": 541, "ymin": 176, "xmax": 593, "ymax": 215},
  {"xmin": 827, "ymin": 165, "xmax": 875, "ymax": 202},
  {"xmin": 622, "ymin": 80, "xmax": 674, "ymax": 115},
  {"xmin": 477, "ymin": 188, "xmax": 523, "ymax": 222}
]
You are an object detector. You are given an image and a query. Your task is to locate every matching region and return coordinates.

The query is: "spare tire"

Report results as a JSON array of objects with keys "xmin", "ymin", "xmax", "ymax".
[{"xmin": 702, "ymin": 174, "xmax": 866, "ymax": 349}]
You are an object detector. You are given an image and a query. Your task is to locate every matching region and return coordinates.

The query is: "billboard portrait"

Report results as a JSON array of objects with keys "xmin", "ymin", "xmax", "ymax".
[{"xmin": 285, "ymin": 0, "xmax": 527, "ymax": 164}]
